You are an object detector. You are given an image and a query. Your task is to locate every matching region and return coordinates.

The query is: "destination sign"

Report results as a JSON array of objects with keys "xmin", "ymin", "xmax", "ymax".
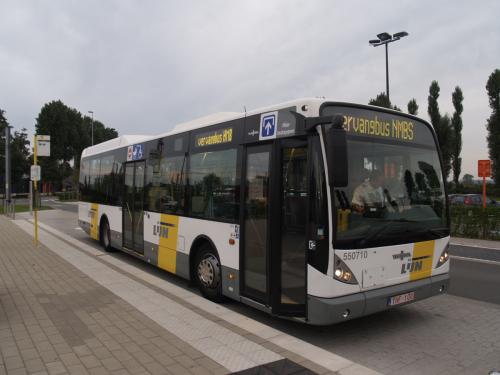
[
  {"xmin": 195, "ymin": 127, "xmax": 233, "ymax": 147},
  {"xmin": 322, "ymin": 106, "xmax": 435, "ymax": 145}
]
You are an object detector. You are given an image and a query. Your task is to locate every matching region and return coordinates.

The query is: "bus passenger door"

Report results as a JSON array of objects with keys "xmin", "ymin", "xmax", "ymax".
[
  {"xmin": 241, "ymin": 140, "xmax": 307, "ymax": 317},
  {"xmin": 241, "ymin": 144, "xmax": 272, "ymax": 304},
  {"xmin": 123, "ymin": 161, "xmax": 145, "ymax": 254},
  {"xmin": 272, "ymin": 140, "xmax": 308, "ymax": 316}
]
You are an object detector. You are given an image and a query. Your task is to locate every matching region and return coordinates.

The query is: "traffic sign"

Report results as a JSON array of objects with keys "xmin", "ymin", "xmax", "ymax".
[
  {"xmin": 30, "ymin": 165, "xmax": 41, "ymax": 181},
  {"xmin": 36, "ymin": 135, "xmax": 51, "ymax": 157},
  {"xmin": 259, "ymin": 112, "xmax": 277, "ymax": 140},
  {"xmin": 478, "ymin": 160, "xmax": 491, "ymax": 178}
]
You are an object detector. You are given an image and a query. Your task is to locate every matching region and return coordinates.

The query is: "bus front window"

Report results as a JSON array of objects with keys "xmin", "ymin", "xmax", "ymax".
[{"xmin": 333, "ymin": 138, "xmax": 448, "ymax": 249}]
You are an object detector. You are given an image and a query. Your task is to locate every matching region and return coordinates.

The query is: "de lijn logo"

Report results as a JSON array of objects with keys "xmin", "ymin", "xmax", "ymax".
[{"xmin": 259, "ymin": 111, "xmax": 278, "ymax": 140}]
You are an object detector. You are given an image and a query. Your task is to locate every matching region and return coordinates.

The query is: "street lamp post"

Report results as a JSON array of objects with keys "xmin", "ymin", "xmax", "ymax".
[
  {"xmin": 369, "ymin": 31, "xmax": 408, "ymax": 103},
  {"xmin": 4, "ymin": 125, "xmax": 12, "ymax": 207},
  {"xmin": 88, "ymin": 111, "xmax": 94, "ymax": 146}
]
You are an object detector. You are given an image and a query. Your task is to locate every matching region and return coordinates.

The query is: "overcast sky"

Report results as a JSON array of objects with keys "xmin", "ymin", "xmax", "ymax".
[{"xmin": 1, "ymin": 0, "xmax": 499, "ymax": 177}]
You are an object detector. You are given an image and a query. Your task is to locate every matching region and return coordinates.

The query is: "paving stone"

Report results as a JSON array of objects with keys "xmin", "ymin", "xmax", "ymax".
[
  {"xmin": 45, "ymin": 361, "xmax": 67, "ymax": 375},
  {"xmin": 8, "ymin": 368, "xmax": 28, "ymax": 375},
  {"xmin": 79, "ymin": 355, "xmax": 102, "ymax": 369},
  {"xmin": 5, "ymin": 356, "xmax": 24, "ymax": 371},
  {"xmin": 101, "ymin": 356, "xmax": 123, "ymax": 372},
  {"xmin": 25, "ymin": 358, "xmax": 46, "ymax": 373}
]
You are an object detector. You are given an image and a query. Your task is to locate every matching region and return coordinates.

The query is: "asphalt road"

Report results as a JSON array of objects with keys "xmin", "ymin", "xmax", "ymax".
[{"xmin": 18, "ymin": 208, "xmax": 500, "ymax": 375}]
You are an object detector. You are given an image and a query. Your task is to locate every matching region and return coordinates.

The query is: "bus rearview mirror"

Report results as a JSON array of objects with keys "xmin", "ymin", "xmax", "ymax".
[{"xmin": 327, "ymin": 117, "xmax": 348, "ymax": 187}]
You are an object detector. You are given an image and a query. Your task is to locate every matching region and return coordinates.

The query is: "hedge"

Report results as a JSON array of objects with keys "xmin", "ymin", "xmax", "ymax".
[{"xmin": 450, "ymin": 206, "xmax": 500, "ymax": 240}]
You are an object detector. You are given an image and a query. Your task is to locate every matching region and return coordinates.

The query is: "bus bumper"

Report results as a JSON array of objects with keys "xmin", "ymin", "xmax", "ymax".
[
  {"xmin": 307, "ymin": 273, "xmax": 449, "ymax": 325},
  {"xmin": 78, "ymin": 219, "xmax": 91, "ymax": 235}
]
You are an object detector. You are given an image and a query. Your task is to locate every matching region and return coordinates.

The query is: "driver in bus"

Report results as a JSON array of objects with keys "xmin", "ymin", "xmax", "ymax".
[{"xmin": 351, "ymin": 169, "xmax": 397, "ymax": 215}]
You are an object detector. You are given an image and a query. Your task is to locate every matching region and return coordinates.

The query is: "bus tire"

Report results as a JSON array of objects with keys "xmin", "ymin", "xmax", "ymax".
[
  {"xmin": 100, "ymin": 219, "xmax": 113, "ymax": 252},
  {"xmin": 194, "ymin": 243, "xmax": 223, "ymax": 302}
]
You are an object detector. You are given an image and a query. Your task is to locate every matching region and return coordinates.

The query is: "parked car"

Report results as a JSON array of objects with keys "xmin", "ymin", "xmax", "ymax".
[{"xmin": 449, "ymin": 193, "xmax": 498, "ymax": 206}]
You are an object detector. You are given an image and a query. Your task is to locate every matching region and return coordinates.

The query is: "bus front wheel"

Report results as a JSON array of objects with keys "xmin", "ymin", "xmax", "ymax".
[{"xmin": 195, "ymin": 244, "xmax": 223, "ymax": 302}]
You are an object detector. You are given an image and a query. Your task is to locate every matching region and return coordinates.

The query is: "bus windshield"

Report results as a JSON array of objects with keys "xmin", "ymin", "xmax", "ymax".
[{"xmin": 322, "ymin": 105, "xmax": 448, "ymax": 249}]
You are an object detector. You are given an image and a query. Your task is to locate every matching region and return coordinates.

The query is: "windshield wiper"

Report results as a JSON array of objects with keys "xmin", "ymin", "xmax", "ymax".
[
  {"xmin": 415, "ymin": 227, "xmax": 449, "ymax": 237},
  {"xmin": 379, "ymin": 218, "xmax": 418, "ymax": 223}
]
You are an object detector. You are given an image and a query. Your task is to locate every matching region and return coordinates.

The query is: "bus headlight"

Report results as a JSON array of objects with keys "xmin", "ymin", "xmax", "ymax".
[
  {"xmin": 334, "ymin": 255, "xmax": 359, "ymax": 285},
  {"xmin": 436, "ymin": 244, "xmax": 449, "ymax": 268}
]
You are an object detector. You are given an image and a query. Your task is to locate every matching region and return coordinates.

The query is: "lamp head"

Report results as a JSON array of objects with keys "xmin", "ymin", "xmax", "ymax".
[
  {"xmin": 393, "ymin": 31, "xmax": 409, "ymax": 39},
  {"xmin": 377, "ymin": 32, "xmax": 392, "ymax": 41}
]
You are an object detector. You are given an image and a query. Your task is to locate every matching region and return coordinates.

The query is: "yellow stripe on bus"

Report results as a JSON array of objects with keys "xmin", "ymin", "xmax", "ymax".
[
  {"xmin": 90, "ymin": 203, "xmax": 99, "ymax": 240},
  {"xmin": 409, "ymin": 240, "xmax": 435, "ymax": 281},
  {"xmin": 158, "ymin": 214, "xmax": 179, "ymax": 274}
]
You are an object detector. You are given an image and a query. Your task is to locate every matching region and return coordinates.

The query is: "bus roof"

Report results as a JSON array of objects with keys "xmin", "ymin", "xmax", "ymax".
[{"xmin": 80, "ymin": 98, "xmax": 328, "ymax": 158}]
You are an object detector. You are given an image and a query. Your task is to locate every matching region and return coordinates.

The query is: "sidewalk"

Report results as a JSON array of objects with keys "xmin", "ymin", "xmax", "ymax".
[
  {"xmin": 0, "ymin": 216, "xmax": 379, "ymax": 375},
  {"xmin": 450, "ymin": 236, "xmax": 500, "ymax": 262}
]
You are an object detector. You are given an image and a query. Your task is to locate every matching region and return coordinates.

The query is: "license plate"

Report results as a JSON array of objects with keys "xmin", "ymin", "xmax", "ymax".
[{"xmin": 388, "ymin": 291, "xmax": 415, "ymax": 306}]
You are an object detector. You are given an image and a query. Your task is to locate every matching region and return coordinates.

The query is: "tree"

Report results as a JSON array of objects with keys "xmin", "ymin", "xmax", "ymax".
[
  {"xmin": 462, "ymin": 173, "xmax": 474, "ymax": 185},
  {"xmin": 428, "ymin": 81, "xmax": 441, "ymax": 128},
  {"xmin": 35, "ymin": 100, "xmax": 118, "ymax": 189},
  {"xmin": 427, "ymin": 81, "xmax": 453, "ymax": 180},
  {"xmin": 486, "ymin": 69, "xmax": 500, "ymax": 186},
  {"xmin": 10, "ymin": 128, "xmax": 31, "ymax": 193},
  {"xmin": 0, "ymin": 110, "xmax": 31, "ymax": 193},
  {"xmin": 407, "ymin": 98, "xmax": 419, "ymax": 115},
  {"xmin": 368, "ymin": 92, "xmax": 401, "ymax": 111},
  {"xmin": 451, "ymin": 86, "xmax": 464, "ymax": 186}
]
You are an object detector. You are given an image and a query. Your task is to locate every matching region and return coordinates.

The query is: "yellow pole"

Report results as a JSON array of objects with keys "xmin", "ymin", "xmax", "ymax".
[{"xmin": 34, "ymin": 135, "xmax": 38, "ymax": 246}]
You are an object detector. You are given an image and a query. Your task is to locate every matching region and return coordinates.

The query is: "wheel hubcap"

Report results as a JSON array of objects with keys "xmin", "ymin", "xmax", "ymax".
[{"xmin": 197, "ymin": 255, "xmax": 220, "ymax": 289}]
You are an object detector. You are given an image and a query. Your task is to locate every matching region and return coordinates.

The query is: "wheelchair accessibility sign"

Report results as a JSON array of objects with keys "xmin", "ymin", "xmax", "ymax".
[
  {"xmin": 127, "ymin": 144, "xmax": 144, "ymax": 161},
  {"xmin": 259, "ymin": 111, "xmax": 278, "ymax": 140}
]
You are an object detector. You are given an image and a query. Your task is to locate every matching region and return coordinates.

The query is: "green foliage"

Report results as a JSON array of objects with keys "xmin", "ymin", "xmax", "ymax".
[
  {"xmin": 368, "ymin": 92, "xmax": 401, "ymax": 111},
  {"xmin": 450, "ymin": 205, "xmax": 500, "ymax": 240},
  {"xmin": 407, "ymin": 98, "xmax": 418, "ymax": 115},
  {"xmin": 11, "ymin": 128, "xmax": 31, "ymax": 192},
  {"xmin": 462, "ymin": 173, "xmax": 474, "ymax": 185},
  {"xmin": 35, "ymin": 100, "xmax": 117, "ymax": 188},
  {"xmin": 0, "ymin": 110, "xmax": 31, "ymax": 193},
  {"xmin": 486, "ymin": 69, "xmax": 500, "ymax": 186},
  {"xmin": 451, "ymin": 86, "xmax": 464, "ymax": 186},
  {"xmin": 427, "ymin": 81, "xmax": 453, "ymax": 180}
]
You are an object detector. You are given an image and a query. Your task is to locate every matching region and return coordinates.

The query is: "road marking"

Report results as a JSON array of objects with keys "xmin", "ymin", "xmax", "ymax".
[
  {"xmin": 451, "ymin": 255, "xmax": 500, "ymax": 266},
  {"xmin": 450, "ymin": 243, "xmax": 500, "ymax": 251}
]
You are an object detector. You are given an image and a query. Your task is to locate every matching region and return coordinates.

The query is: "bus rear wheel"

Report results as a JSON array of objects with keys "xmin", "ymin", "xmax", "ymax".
[
  {"xmin": 100, "ymin": 219, "xmax": 113, "ymax": 252},
  {"xmin": 195, "ymin": 244, "xmax": 223, "ymax": 302}
]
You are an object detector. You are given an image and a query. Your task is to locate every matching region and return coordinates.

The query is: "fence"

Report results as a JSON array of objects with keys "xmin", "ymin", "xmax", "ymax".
[
  {"xmin": 1, "ymin": 199, "xmax": 16, "ymax": 219},
  {"xmin": 450, "ymin": 206, "xmax": 500, "ymax": 240}
]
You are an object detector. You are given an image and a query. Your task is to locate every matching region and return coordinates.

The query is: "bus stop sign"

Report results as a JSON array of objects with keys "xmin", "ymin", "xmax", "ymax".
[
  {"xmin": 30, "ymin": 165, "xmax": 41, "ymax": 181},
  {"xmin": 478, "ymin": 160, "xmax": 491, "ymax": 178}
]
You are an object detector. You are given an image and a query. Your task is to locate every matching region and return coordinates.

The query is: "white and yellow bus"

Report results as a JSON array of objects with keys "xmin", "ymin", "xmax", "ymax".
[{"xmin": 79, "ymin": 99, "xmax": 450, "ymax": 325}]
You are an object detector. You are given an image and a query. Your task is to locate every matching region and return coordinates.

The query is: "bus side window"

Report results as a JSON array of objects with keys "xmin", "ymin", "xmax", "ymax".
[
  {"xmin": 146, "ymin": 153, "xmax": 186, "ymax": 214},
  {"xmin": 89, "ymin": 158, "xmax": 101, "ymax": 203},
  {"xmin": 79, "ymin": 159, "xmax": 90, "ymax": 202},
  {"xmin": 100, "ymin": 155, "xmax": 114, "ymax": 205},
  {"xmin": 189, "ymin": 149, "xmax": 239, "ymax": 221}
]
